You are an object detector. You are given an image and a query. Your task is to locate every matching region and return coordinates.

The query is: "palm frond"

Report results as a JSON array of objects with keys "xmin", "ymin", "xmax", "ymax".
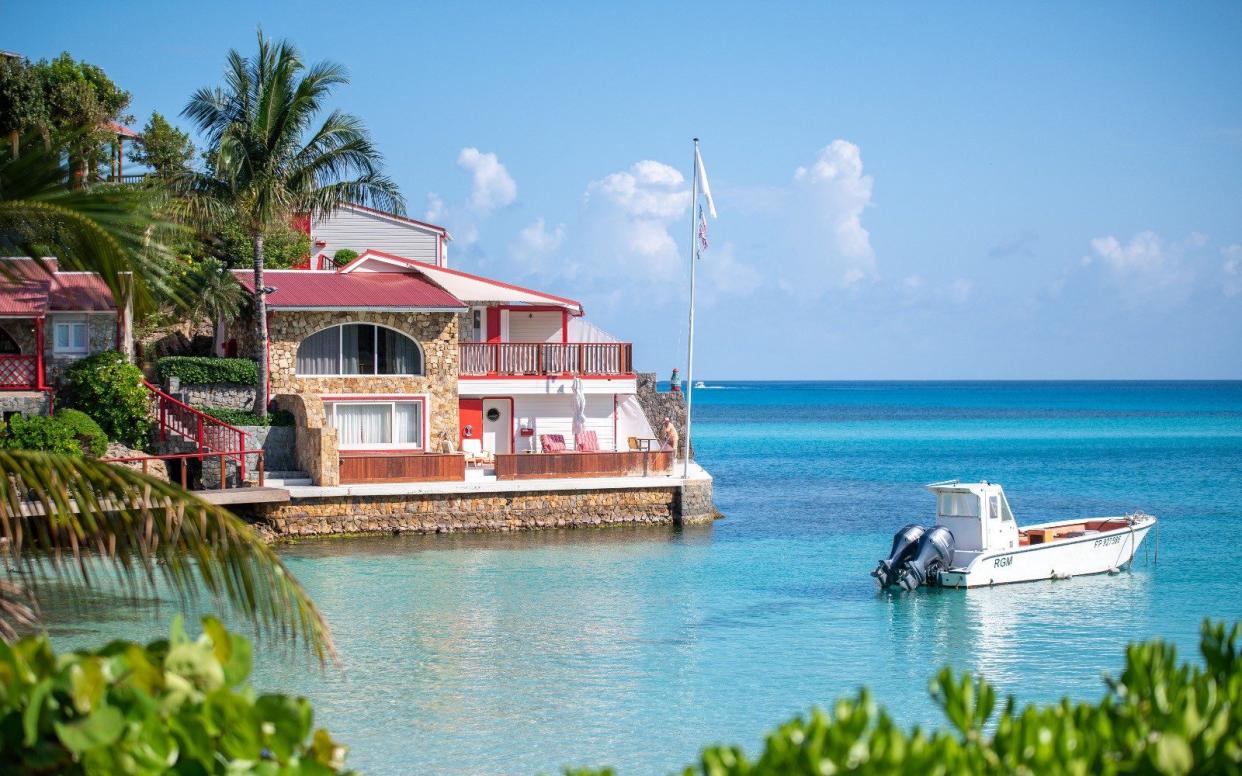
[
  {"xmin": 0, "ymin": 450, "xmax": 334, "ymax": 662},
  {"xmin": 0, "ymin": 136, "xmax": 186, "ymax": 315}
]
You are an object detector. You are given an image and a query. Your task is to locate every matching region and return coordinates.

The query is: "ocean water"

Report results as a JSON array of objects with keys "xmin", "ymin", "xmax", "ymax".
[{"xmin": 50, "ymin": 381, "xmax": 1242, "ymax": 775}]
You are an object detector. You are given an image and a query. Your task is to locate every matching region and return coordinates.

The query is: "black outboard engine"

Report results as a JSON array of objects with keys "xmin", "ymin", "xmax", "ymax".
[
  {"xmin": 896, "ymin": 526, "xmax": 956, "ymax": 591},
  {"xmin": 872, "ymin": 524, "xmax": 926, "ymax": 587}
]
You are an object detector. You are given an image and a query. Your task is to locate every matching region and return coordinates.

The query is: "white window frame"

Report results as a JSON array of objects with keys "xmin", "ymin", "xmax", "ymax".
[
  {"xmin": 323, "ymin": 396, "xmax": 428, "ymax": 451},
  {"xmin": 53, "ymin": 316, "xmax": 89, "ymax": 355},
  {"xmin": 295, "ymin": 323, "xmax": 424, "ymax": 377}
]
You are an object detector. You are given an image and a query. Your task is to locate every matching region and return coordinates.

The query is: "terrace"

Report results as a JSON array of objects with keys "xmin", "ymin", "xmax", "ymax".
[{"xmin": 459, "ymin": 341, "xmax": 632, "ymax": 377}]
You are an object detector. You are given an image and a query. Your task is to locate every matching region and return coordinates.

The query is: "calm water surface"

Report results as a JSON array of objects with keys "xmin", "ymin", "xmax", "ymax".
[{"xmin": 52, "ymin": 381, "xmax": 1242, "ymax": 774}]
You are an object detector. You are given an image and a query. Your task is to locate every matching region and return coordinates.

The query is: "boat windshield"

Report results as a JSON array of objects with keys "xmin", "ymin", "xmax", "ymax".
[{"xmin": 938, "ymin": 492, "xmax": 979, "ymax": 518}]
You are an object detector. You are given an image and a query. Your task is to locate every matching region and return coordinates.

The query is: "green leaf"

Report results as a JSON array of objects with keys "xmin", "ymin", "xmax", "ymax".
[
  {"xmin": 53, "ymin": 704, "xmax": 125, "ymax": 754},
  {"xmin": 22, "ymin": 677, "xmax": 54, "ymax": 746}
]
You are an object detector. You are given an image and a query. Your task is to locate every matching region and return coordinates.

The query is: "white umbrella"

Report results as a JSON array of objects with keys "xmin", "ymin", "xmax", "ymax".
[{"xmin": 572, "ymin": 376, "xmax": 587, "ymax": 440}]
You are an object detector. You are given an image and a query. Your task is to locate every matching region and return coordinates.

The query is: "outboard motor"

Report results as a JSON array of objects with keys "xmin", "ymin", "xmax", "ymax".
[
  {"xmin": 872, "ymin": 524, "xmax": 926, "ymax": 587},
  {"xmin": 896, "ymin": 526, "xmax": 956, "ymax": 591}
]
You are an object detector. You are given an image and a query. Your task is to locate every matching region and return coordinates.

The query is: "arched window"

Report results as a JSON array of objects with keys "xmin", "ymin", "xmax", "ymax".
[{"xmin": 296, "ymin": 324, "xmax": 423, "ymax": 376}]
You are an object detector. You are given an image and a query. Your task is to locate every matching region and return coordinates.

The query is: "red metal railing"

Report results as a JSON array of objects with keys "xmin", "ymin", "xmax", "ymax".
[
  {"xmin": 143, "ymin": 380, "xmax": 247, "ymax": 468},
  {"xmin": 459, "ymin": 342, "xmax": 632, "ymax": 377},
  {"xmin": 103, "ymin": 449, "xmax": 265, "ymax": 491},
  {"xmin": 0, "ymin": 355, "xmax": 38, "ymax": 389}
]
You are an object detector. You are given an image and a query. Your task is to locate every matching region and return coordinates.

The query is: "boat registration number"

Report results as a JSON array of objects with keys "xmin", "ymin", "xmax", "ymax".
[
  {"xmin": 992, "ymin": 555, "xmax": 1013, "ymax": 568},
  {"xmin": 1093, "ymin": 534, "xmax": 1124, "ymax": 548}
]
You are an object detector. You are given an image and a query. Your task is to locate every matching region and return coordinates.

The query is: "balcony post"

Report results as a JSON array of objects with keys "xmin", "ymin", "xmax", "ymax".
[{"xmin": 34, "ymin": 317, "xmax": 45, "ymax": 390}]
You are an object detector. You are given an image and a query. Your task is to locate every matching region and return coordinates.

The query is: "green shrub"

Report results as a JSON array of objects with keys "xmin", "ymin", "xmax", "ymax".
[
  {"xmin": 53, "ymin": 408, "xmax": 108, "ymax": 456},
  {"xmin": 158, "ymin": 356, "xmax": 258, "ymax": 385},
  {"xmin": 571, "ymin": 620, "xmax": 1242, "ymax": 775},
  {"xmin": 195, "ymin": 406, "xmax": 294, "ymax": 427},
  {"xmin": 59, "ymin": 351, "xmax": 150, "ymax": 449},
  {"xmin": 332, "ymin": 248, "xmax": 358, "ymax": 266},
  {"xmin": 0, "ymin": 414, "xmax": 81, "ymax": 455},
  {"xmin": 0, "ymin": 617, "xmax": 354, "ymax": 774}
]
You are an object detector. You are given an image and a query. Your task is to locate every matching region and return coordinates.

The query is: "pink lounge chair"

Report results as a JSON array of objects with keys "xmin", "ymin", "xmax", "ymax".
[
  {"xmin": 575, "ymin": 430, "xmax": 600, "ymax": 452},
  {"xmin": 539, "ymin": 434, "xmax": 566, "ymax": 452}
]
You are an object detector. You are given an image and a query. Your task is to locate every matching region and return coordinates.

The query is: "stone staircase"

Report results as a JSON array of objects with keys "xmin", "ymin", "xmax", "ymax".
[{"xmin": 263, "ymin": 470, "xmax": 312, "ymax": 487}]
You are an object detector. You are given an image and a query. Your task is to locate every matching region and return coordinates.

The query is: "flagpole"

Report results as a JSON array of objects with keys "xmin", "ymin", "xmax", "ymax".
[{"xmin": 683, "ymin": 138, "xmax": 699, "ymax": 480}]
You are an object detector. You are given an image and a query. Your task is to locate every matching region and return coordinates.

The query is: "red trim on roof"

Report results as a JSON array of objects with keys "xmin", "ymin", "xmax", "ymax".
[
  {"xmin": 232, "ymin": 269, "xmax": 466, "ymax": 310},
  {"xmin": 106, "ymin": 121, "xmax": 139, "ymax": 139},
  {"xmin": 335, "ymin": 203, "xmax": 448, "ymax": 235},
  {"xmin": 339, "ymin": 249, "xmax": 584, "ymax": 312}
]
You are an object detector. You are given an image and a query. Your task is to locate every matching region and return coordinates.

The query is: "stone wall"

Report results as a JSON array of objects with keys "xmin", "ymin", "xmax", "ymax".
[
  {"xmin": 0, "ymin": 392, "xmax": 50, "ymax": 417},
  {"xmin": 244, "ymin": 486, "xmax": 700, "ymax": 537},
  {"xmin": 261, "ymin": 310, "xmax": 460, "ymax": 445},
  {"xmin": 272, "ymin": 393, "xmax": 339, "ymax": 486},
  {"xmin": 678, "ymin": 478, "xmax": 717, "ymax": 525},
  {"xmin": 636, "ymin": 372, "xmax": 691, "ymax": 458},
  {"xmin": 175, "ymin": 383, "xmax": 256, "ymax": 411},
  {"xmin": 235, "ymin": 425, "xmax": 296, "ymax": 475}
]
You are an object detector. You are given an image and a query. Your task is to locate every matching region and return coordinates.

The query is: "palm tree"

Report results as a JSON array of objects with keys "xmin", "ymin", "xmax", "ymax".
[
  {"xmin": 181, "ymin": 32, "xmax": 404, "ymax": 418},
  {"xmin": 0, "ymin": 135, "xmax": 333, "ymax": 659}
]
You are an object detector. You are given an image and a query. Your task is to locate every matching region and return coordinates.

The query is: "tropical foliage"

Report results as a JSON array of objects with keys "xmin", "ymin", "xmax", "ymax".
[
  {"xmin": 0, "ymin": 132, "xmax": 180, "ymax": 316},
  {"xmin": 60, "ymin": 351, "xmax": 152, "ymax": 449},
  {"xmin": 158, "ymin": 355, "xmax": 257, "ymax": 385},
  {"xmin": 570, "ymin": 621, "xmax": 1242, "ymax": 776},
  {"xmin": 0, "ymin": 616, "xmax": 351, "ymax": 774},
  {"xmin": 193, "ymin": 407, "xmax": 294, "ymax": 428},
  {"xmin": 0, "ymin": 449, "xmax": 332, "ymax": 656},
  {"xmin": 0, "ymin": 414, "xmax": 81, "ymax": 456},
  {"xmin": 53, "ymin": 408, "xmax": 109, "ymax": 457},
  {"xmin": 179, "ymin": 31, "xmax": 403, "ymax": 416},
  {"xmin": 0, "ymin": 52, "xmax": 132, "ymax": 179},
  {"xmin": 0, "ymin": 409, "xmax": 108, "ymax": 457},
  {"xmin": 128, "ymin": 111, "xmax": 195, "ymax": 177}
]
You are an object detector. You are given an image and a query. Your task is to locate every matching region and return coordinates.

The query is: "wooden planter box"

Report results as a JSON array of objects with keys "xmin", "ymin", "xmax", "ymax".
[
  {"xmin": 494, "ymin": 451, "xmax": 673, "ymax": 480},
  {"xmin": 339, "ymin": 452, "xmax": 466, "ymax": 484}
]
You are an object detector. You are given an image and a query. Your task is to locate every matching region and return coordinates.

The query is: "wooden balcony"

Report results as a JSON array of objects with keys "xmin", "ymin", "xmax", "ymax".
[
  {"xmin": 459, "ymin": 342, "xmax": 632, "ymax": 377},
  {"xmin": 0, "ymin": 355, "xmax": 38, "ymax": 390},
  {"xmin": 339, "ymin": 451, "xmax": 466, "ymax": 484},
  {"xmin": 495, "ymin": 450, "xmax": 672, "ymax": 480}
]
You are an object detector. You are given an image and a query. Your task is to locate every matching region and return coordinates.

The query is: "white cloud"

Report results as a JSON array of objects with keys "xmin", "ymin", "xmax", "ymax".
[
  {"xmin": 701, "ymin": 242, "xmax": 762, "ymax": 300},
  {"xmin": 510, "ymin": 217, "xmax": 566, "ymax": 268},
  {"xmin": 947, "ymin": 278, "xmax": 973, "ymax": 305},
  {"xmin": 458, "ymin": 147, "xmax": 517, "ymax": 213},
  {"xmin": 574, "ymin": 160, "xmax": 692, "ymax": 288},
  {"xmin": 1223, "ymin": 244, "xmax": 1242, "ymax": 297},
  {"xmin": 1086, "ymin": 230, "xmax": 1198, "ymax": 301},
  {"xmin": 422, "ymin": 148, "xmax": 518, "ymax": 251},
  {"xmin": 774, "ymin": 140, "xmax": 877, "ymax": 296}
]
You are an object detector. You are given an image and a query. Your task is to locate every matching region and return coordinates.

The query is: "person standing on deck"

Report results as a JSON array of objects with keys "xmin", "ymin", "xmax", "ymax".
[{"xmin": 659, "ymin": 417, "xmax": 680, "ymax": 455}]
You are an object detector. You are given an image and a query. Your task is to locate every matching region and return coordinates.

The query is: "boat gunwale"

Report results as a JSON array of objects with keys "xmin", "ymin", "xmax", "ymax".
[{"xmin": 948, "ymin": 515, "xmax": 1156, "ymax": 572}]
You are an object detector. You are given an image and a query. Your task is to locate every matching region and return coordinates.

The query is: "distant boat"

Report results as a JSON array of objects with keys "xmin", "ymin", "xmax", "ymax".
[
  {"xmin": 873, "ymin": 481, "xmax": 1156, "ymax": 589},
  {"xmin": 695, "ymin": 381, "xmax": 706, "ymax": 389}
]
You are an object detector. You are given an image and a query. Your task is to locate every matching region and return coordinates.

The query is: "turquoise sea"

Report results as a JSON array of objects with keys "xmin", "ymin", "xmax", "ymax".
[{"xmin": 53, "ymin": 381, "xmax": 1242, "ymax": 774}]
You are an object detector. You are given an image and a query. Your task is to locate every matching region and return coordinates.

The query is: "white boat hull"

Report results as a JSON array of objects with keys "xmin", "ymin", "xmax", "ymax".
[{"xmin": 938, "ymin": 516, "xmax": 1155, "ymax": 588}]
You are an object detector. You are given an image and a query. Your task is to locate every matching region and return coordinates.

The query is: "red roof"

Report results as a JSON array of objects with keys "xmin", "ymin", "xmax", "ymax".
[
  {"xmin": 106, "ymin": 121, "xmax": 140, "ymax": 139},
  {"xmin": 0, "ymin": 279, "xmax": 50, "ymax": 316},
  {"xmin": 0, "ymin": 259, "xmax": 116, "ymax": 316},
  {"xmin": 233, "ymin": 270, "xmax": 466, "ymax": 310}
]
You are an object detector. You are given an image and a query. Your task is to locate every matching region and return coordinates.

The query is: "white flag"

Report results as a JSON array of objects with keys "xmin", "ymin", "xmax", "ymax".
[{"xmin": 695, "ymin": 145, "xmax": 717, "ymax": 218}]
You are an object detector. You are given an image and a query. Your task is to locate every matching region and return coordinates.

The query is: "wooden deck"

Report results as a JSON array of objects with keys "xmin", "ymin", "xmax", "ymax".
[
  {"xmin": 494, "ymin": 450, "xmax": 673, "ymax": 480},
  {"xmin": 339, "ymin": 452, "xmax": 466, "ymax": 484}
]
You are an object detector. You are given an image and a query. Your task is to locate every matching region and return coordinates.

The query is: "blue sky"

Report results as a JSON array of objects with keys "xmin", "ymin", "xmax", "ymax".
[{"xmin": 8, "ymin": 1, "xmax": 1242, "ymax": 378}]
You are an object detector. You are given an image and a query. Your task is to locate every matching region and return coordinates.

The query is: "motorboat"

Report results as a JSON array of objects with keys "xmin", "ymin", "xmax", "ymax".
[{"xmin": 873, "ymin": 480, "xmax": 1156, "ymax": 589}]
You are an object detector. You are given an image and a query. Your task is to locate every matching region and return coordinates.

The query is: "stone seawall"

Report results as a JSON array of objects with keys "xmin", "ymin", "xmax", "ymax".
[{"xmin": 242, "ymin": 480, "xmax": 716, "ymax": 538}]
